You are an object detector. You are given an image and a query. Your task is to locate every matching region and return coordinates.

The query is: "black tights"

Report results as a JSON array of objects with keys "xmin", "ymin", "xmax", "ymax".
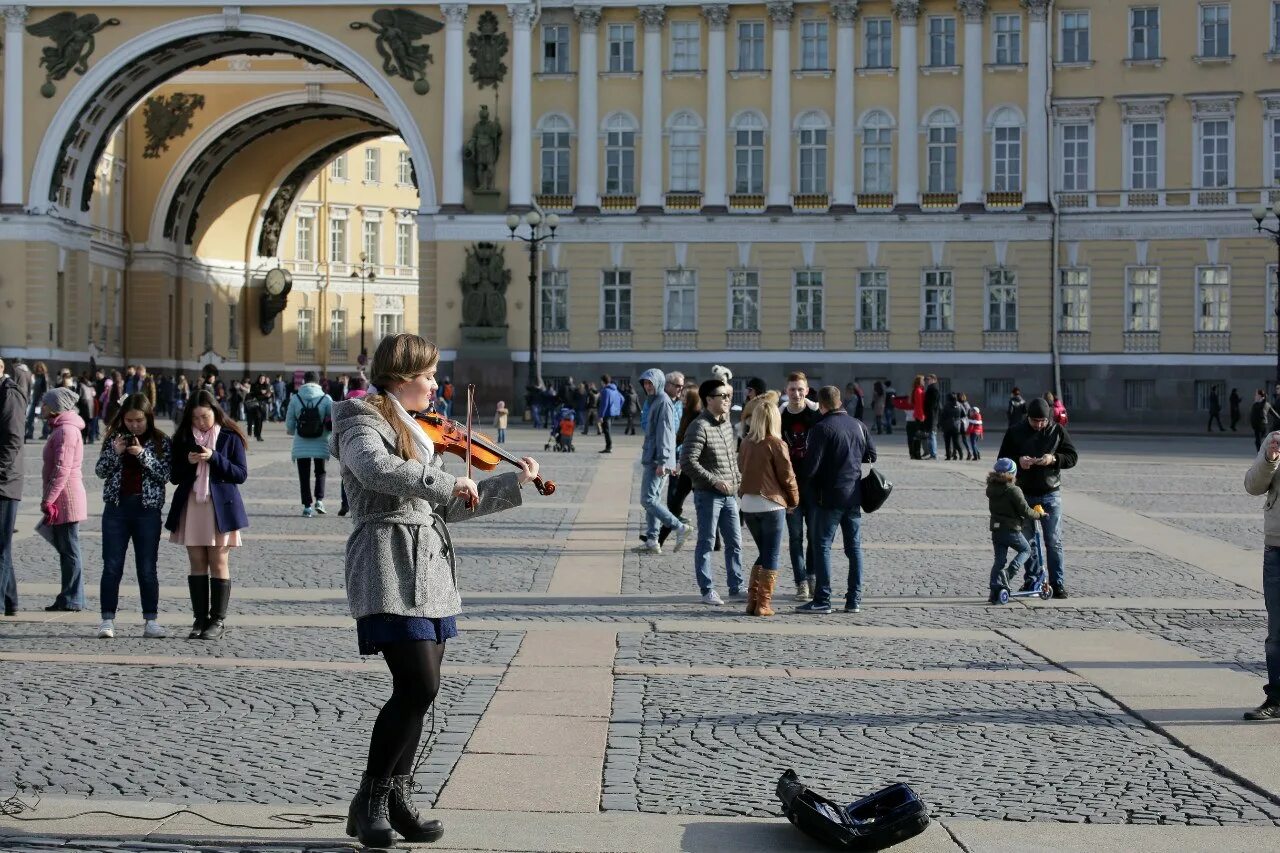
[{"xmin": 365, "ymin": 640, "xmax": 445, "ymax": 778}]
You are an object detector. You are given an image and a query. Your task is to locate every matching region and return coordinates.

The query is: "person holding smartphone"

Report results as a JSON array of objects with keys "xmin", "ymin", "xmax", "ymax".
[{"xmin": 1244, "ymin": 430, "xmax": 1280, "ymax": 720}]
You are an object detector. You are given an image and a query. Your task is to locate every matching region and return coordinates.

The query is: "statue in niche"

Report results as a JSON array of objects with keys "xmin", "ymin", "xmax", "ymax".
[
  {"xmin": 463, "ymin": 105, "xmax": 503, "ymax": 192},
  {"xmin": 142, "ymin": 93, "xmax": 206, "ymax": 158},
  {"xmin": 460, "ymin": 242, "xmax": 511, "ymax": 328},
  {"xmin": 349, "ymin": 8, "xmax": 443, "ymax": 95},
  {"xmin": 467, "ymin": 10, "xmax": 509, "ymax": 89},
  {"xmin": 27, "ymin": 12, "xmax": 121, "ymax": 97}
]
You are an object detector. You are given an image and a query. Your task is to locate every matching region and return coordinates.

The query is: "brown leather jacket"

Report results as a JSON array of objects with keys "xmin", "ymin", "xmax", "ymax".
[{"xmin": 737, "ymin": 434, "xmax": 800, "ymax": 509}]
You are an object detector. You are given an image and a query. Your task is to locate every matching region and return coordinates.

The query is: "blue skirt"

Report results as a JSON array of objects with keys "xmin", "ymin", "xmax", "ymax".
[{"xmin": 356, "ymin": 614, "xmax": 458, "ymax": 656}]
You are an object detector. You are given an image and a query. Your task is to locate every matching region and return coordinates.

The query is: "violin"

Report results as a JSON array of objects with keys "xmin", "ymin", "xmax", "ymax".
[{"xmin": 410, "ymin": 403, "xmax": 555, "ymax": 497}]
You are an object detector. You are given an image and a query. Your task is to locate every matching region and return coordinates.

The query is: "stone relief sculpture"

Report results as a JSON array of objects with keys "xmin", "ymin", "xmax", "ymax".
[
  {"xmin": 460, "ymin": 242, "xmax": 511, "ymax": 328},
  {"xmin": 349, "ymin": 8, "xmax": 443, "ymax": 95},
  {"xmin": 467, "ymin": 10, "xmax": 509, "ymax": 89},
  {"xmin": 463, "ymin": 105, "xmax": 503, "ymax": 192},
  {"xmin": 26, "ymin": 11, "xmax": 121, "ymax": 97},
  {"xmin": 142, "ymin": 93, "xmax": 206, "ymax": 159}
]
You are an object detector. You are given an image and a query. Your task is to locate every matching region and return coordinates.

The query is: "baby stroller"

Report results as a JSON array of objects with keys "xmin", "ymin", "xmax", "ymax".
[{"xmin": 545, "ymin": 405, "xmax": 577, "ymax": 452}]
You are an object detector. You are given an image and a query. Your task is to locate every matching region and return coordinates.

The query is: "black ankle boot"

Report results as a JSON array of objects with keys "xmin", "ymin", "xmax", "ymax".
[
  {"xmin": 187, "ymin": 575, "xmax": 209, "ymax": 639},
  {"xmin": 389, "ymin": 774, "xmax": 444, "ymax": 842},
  {"xmin": 346, "ymin": 775, "xmax": 395, "ymax": 848},
  {"xmin": 201, "ymin": 578, "xmax": 230, "ymax": 640}
]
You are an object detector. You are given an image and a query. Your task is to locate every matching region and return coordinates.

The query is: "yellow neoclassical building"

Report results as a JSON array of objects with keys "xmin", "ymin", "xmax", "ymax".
[{"xmin": 0, "ymin": 0, "xmax": 1278, "ymax": 421}]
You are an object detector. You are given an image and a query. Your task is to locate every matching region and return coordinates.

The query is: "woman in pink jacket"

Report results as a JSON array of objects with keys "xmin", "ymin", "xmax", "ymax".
[{"xmin": 42, "ymin": 387, "xmax": 88, "ymax": 611}]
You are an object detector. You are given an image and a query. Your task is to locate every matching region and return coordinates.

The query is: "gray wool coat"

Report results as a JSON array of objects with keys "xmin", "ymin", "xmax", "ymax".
[{"xmin": 330, "ymin": 397, "xmax": 523, "ymax": 619}]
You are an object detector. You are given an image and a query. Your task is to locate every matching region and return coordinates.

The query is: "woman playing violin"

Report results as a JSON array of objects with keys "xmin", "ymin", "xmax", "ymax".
[{"xmin": 330, "ymin": 333, "xmax": 539, "ymax": 847}]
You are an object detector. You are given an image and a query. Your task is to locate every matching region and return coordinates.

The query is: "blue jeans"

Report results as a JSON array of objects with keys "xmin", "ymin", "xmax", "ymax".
[
  {"xmin": 990, "ymin": 529, "xmax": 1032, "ymax": 590},
  {"xmin": 881, "ymin": 412, "xmax": 894, "ymax": 434},
  {"xmin": 0, "ymin": 498, "xmax": 18, "ymax": 612},
  {"xmin": 786, "ymin": 498, "xmax": 815, "ymax": 585},
  {"xmin": 1021, "ymin": 491, "xmax": 1064, "ymax": 587},
  {"xmin": 743, "ymin": 510, "xmax": 785, "ymax": 570},
  {"xmin": 50, "ymin": 522, "xmax": 84, "ymax": 610},
  {"xmin": 531, "ymin": 403, "xmax": 544, "ymax": 429},
  {"xmin": 812, "ymin": 505, "xmax": 864, "ymax": 607},
  {"xmin": 692, "ymin": 490, "xmax": 743, "ymax": 595},
  {"xmin": 1264, "ymin": 547, "xmax": 1280, "ymax": 703},
  {"xmin": 497, "ymin": 428, "xmax": 506, "ymax": 443},
  {"xmin": 968, "ymin": 434, "xmax": 980, "ymax": 456},
  {"xmin": 926, "ymin": 428, "xmax": 938, "ymax": 458},
  {"xmin": 100, "ymin": 496, "xmax": 162, "ymax": 620},
  {"xmin": 641, "ymin": 467, "xmax": 682, "ymax": 544}
]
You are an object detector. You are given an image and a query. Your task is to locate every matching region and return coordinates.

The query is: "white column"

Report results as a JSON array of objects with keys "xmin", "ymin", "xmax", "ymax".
[
  {"xmin": 702, "ymin": 4, "xmax": 730, "ymax": 211},
  {"xmin": 639, "ymin": 6, "xmax": 666, "ymax": 210},
  {"xmin": 891, "ymin": 0, "xmax": 920, "ymax": 207},
  {"xmin": 959, "ymin": 0, "xmax": 986, "ymax": 208},
  {"xmin": 440, "ymin": 5, "xmax": 468, "ymax": 211},
  {"xmin": 575, "ymin": 6, "xmax": 602, "ymax": 211},
  {"xmin": 1024, "ymin": 0, "xmax": 1050, "ymax": 206},
  {"xmin": 508, "ymin": 4, "xmax": 538, "ymax": 209},
  {"xmin": 766, "ymin": 1, "xmax": 794, "ymax": 210},
  {"xmin": 3, "ymin": 6, "xmax": 29, "ymax": 208},
  {"xmin": 831, "ymin": 1, "xmax": 859, "ymax": 210}
]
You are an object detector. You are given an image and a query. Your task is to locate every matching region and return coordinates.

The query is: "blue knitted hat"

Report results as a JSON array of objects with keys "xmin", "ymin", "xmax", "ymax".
[{"xmin": 993, "ymin": 457, "xmax": 1017, "ymax": 476}]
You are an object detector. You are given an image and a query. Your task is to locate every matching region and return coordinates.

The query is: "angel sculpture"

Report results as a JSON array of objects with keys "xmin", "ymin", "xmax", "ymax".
[
  {"xmin": 27, "ymin": 11, "xmax": 121, "ymax": 97},
  {"xmin": 350, "ymin": 8, "xmax": 443, "ymax": 95}
]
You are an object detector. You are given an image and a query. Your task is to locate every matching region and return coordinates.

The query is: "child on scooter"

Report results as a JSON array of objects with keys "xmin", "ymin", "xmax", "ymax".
[{"xmin": 986, "ymin": 457, "xmax": 1045, "ymax": 604}]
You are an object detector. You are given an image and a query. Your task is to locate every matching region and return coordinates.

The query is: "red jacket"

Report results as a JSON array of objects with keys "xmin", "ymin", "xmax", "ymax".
[{"xmin": 912, "ymin": 386, "xmax": 926, "ymax": 421}]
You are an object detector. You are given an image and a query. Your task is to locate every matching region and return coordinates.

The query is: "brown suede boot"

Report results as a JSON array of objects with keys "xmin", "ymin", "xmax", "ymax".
[
  {"xmin": 756, "ymin": 570, "xmax": 778, "ymax": 617},
  {"xmin": 745, "ymin": 565, "xmax": 762, "ymax": 616}
]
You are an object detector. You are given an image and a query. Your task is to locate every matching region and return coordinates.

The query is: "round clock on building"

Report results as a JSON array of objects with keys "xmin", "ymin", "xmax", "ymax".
[{"xmin": 264, "ymin": 267, "xmax": 291, "ymax": 296}]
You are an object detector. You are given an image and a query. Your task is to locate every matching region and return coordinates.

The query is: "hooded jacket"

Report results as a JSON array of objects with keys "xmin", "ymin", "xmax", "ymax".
[
  {"xmin": 599, "ymin": 382, "xmax": 623, "ymax": 419},
  {"xmin": 639, "ymin": 368, "xmax": 676, "ymax": 468},
  {"xmin": 286, "ymin": 382, "xmax": 334, "ymax": 460},
  {"xmin": 987, "ymin": 477, "xmax": 1038, "ymax": 531},
  {"xmin": 0, "ymin": 376, "xmax": 27, "ymax": 501},
  {"xmin": 42, "ymin": 411, "xmax": 88, "ymax": 524},
  {"xmin": 330, "ymin": 397, "xmax": 522, "ymax": 619}
]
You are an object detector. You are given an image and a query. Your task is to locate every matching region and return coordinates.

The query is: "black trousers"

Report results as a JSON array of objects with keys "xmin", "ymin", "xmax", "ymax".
[
  {"xmin": 1208, "ymin": 412, "xmax": 1225, "ymax": 431},
  {"xmin": 247, "ymin": 409, "xmax": 264, "ymax": 440},
  {"xmin": 600, "ymin": 416, "xmax": 613, "ymax": 451},
  {"xmin": 366, "ymin": 640, "xmax": 445, "ymax": 778},
  {"xmin": 658, "ymin": 473, "xmax": 694, "ymax": 545},
  {"xmin": 297, "ymin": 458, "xmax": 327, "ymax": 506}
]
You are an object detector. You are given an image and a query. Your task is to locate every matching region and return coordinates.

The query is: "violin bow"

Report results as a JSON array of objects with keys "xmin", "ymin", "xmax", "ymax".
[{"xmin": 465, "ymin": 383, "xmax": 476, "ymax": 510}]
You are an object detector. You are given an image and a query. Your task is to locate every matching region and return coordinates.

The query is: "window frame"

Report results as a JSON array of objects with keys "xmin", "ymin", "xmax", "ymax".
[
  {"xmin": 395, "ymin": 221, "xmax": 414, "ymax": 268},
  {"xmin": 1124, "ymin": 379, "xmax": 1155, "ymax": 410},
  {"xmin": 728, "ymin": 269, "xmax": 761, "ymax": 331},
  {"xmin": 664, "ymin": 269, "xmax": 698, "ymax": 331},
  {"xmin": 796, "ymin": 114, "xmax": 829, "ymax": 194},
  {"xmin": 667, "ymin": 111, "xmax": 702, "ymax": 192},
  {"xmin": 800, "ymin": 19, "xmax": 829, "ymax": 70},
  {"xmin": 1129, "ymin": 7, "xmax": 1161, "ymax": 61},
  {"xmin": 1059, "ymin": 10, "xmax": 1090, "ymax": 63},
  {"xmin": 1058, "ymin": 268, "xmax": 1091, "ymax": 333},
  {"xmin": 362, "ymin": 218, "xmax": 382, "ymax": 266},
  {"xmin": 607, "ymin": 23, "xmax": 636, "ymax": 72},
  {"xmin": 990, "ymin": 109, "xmax": 1023, "ymax": 193},
  {"xmin": 1270, "ymin": 114, "xmax": 1280, "ymax": 187},
  {"xmin": 539, "ymin": 114, "xmax": 573, "ymax": 195},
  {"xmin": 1273, "ymin": 2, "xmax": 1280, "ymax": 54},
  {"xmin": 1125, "ymin": 266, "xmax": 1161, "ymax": 332},
  {"xmin": 601, "ymin": 269, "xmax": 633, "ymax": 331},
  {"xmin": 542, "ymin": 23, "xmax": 570, "ymax": 73},
  {"xmin": 992, "ymin": 13, "xmax": 1022, "ymax": 65},
  {"xmin": 792, "ymin": 269, "xmax": 825, "ymax": 332},
  {"xmin": 1125, "ymin": 119, "xmax": 1163, "ymax": 191},
  {"xmin": 604, "ymin": 114, "xmax": 637, "ymax": 195},
  {"xmin": 863, "ymin": 17, "xmax": 893, "ymax": 68},
  {"xmin": 363, "ymin": 147, "xmax": 380, "ymax": 183},
  {"xmin": 1198, "ymin": 3, "xmax": 1230, "ymax": 59},
  {"xmin": 860, "ymin": 111, "xmax": 894, "ymax": 193},
  {"xmin": 329, "ymin": 308, "xmax": 346, "ymax": 351},
  {"xmin": 1059, "ymin": 121, "xmax": 1093, "ymax": 192},
  {"xmin": 857, "ymin": 269, "xmax": 889, "ymax": 332},
  {"xmin": 670, "ymin": 20, "xmax": 701, "ymax": 71},
  {"xmin": 396, "ymin": 150, "xmax": 413, "ymax": 185},
  {"xmin": 328, "ymin": 214, "xmax": 348, "ymax": 264},
  {"xmin": 737, "ymin": 20, "xmax": 766, "ymax": 71},
  {"xmin": 921, "ymin": 269, "xmax": 955, "ymax": 332},
  {"xmin": 926, "ymin": 111, "xmax": 959, "ymax": 194},
  {"xmin": 227, "ymin": 302, "xmax": 238, "ymax": 352},
  {"xmin": 1195, "ymin": 116, "xmax": 1233, "ymax": 189},
  {"xmin": 927, "ymin": 15, "xmax": 957, "ymax": 67},
  {"xmin": 294, "ymin": 209, "xmax": 314, "ymax": 262},
  {"xmin": 985, "ymin": 268, "xmax": 1018, "ymax": 333},
  {"xmin": 1195, "ymin": 265, "xmax": 1231, "ymax": 333},
  {"xmin": 733, "ymin": 112, "xmax": 766, "ymax": 194},
  {"xmin": 329, "ymin": 154, "xmax": 347, "ymax": 181},
  {"xmin": 541, "ymin": 268, "xmax": 570, "ymax": 332},
  {"xmin": 294, "ymin": 307, "xmax": 311, "ymax": 355}
]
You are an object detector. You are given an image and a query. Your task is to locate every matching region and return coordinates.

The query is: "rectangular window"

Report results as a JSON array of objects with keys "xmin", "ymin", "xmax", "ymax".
[
  {"xmin": 363, "ymin": 147, "xmax": 380, "ymax": 183},
  {"xmin": 1126, "ymin": 267, "xmax": 1160, "ymax": 332},
  {"xmin": 1129, "ymin": 122, "xmax": 1159, "ymax": 190},
  {"xmin": 1268, "ymin": 264, "xmax": 1279, "ymax": 332},
  {"xmin": 1200, "ymin": 4, "xmax": 1229, "ymax": 58},
  {"xmin": 1197, "ymin": 267, "xmax": 1231, "ymax": 332},
  {"xmin": 864, "ymin": 18, "xmax": 892, "ymax": 68},
  {"xmin": 928, "ymin": 16, "xmax": 957, "ymax": 66},
  {"xmin": 1199, "ymin": 119, "xmax": 1230, "ymax": 188},
  {"xmin": 605, "ymin": 128, "xmax": 635, "ymax": 195},
  {"xmin": 664, "ymin": 269, "xmax": 697, "ymax": 331},
  {"xmin": 602, "ymin": 269, "xmax": 632, "ymax": 331},
  {"xmin": 396, "ymin": 222, "xmax": 413, "ymax": 267},
  {"xmin": 1273, "ymin": 118, "xmax": 1280, "ymax": 185},
  {"xmin": 296, "ymin": 308, "xmax": 312, "ymax": 354},
  {"xmin": 362, "ymin": 220, "xmax": 381, "ymax": 266},
  {"xmin": 671, "ymin": 21, "xmax": 700, "ymax": 71},
  {"xmin": 228, "ymin": 302, "xmax": 238, "ymax": 352},
  {"xmin": 737, "ymin": 21, "xmax": 765, "ymax": 70},
  {"xmin": 801, "ymin": 20, "xmax": 829, "ymax": 70},
  {"xmin": 542, "ymin": 269, "xmax": 569, "ymax": 332},
  {"xmin": 927, "ymin": 125, "xmax": 958, "ymax": 193},
  {"xmin": 540, "ymin": 123, "xmax": 571, "ymax": 194},
  {"xmin": 1059, "ymin": 269, "xmax": 1091, "ymax": 332},
  {"xmin": 923, "ymin": 270, "xmax": 954, "ymax": 331},
  {"xmin": 1061, "ymin": 10, "xmax": 1090, "ymax": 62},
  {"xmin": 330, "ymin": 154, "xmax": 347, "ymax": 180},
  {"xmin": 330, "ymin": 309, "xmax": 346, "ymax": 351},
  {"xmin": 295, "ymin": 213, "xmax": 314, "ymax": 261},
  {"xmin": 1130, "ymin": 7, "xmax": 1160, "ymax": 60},
  {"xmin": 857, "ymin": 270, "xmax": 888, "ymax": 332},
  {"xmin": 1061, "ymin": 124, "xmax": 1091, "ymax": 191},
  {"xmin": 993, "ymin": 14, "xmax": 1022, "ymax": 65},
  {"xmin": 397, "ymin": 150, "xmax": 413, "ymax": 185},
  {"xmin": 986, "ymin": 269, "xmax": 1018, "ymax": 332},
  {"xmin": 375, "ymin": 312, "xmax": 404, "ymax": 341},
  {"xmin": 729, "ymin": 270, "xmax": 759, "ymax": 331},
  {"xmin": 542, "ymin": 24, "xmax": 570, "ymax": 73},
  {"xmin": 734, "ymin": 124, "xmax": 765, "ymax": 193},
  {"xmin": 1125, "ymin": 379, "xmax": 1154, "ymax": 410},
  {"xmin": 984, "ymin": 379, "xmax": 1013, "ymax": 411},
  {"xmin": 1062, "ymin": 379, "xmax": 1084, "ymax": 410},
  {"xmin": 329, "ymin": 217, "xmax": 347, "ymax": 263},
  {"xmin": 862, "ymin": 120, "xmax": 892, "ymax": 192},
  {"xmin": 993, "ymin": 126, "xmax": 1022, "ymax": 192},
  {"xmin": 608, "ymin": 24, "xmax": 635, "ymax": 72},
  {"xmin": 1274, "ymin": 2, "xmax": 1280, "ymax": 52},
  {"xmin": 793, "ymin": 270, "xmax": 824, "ymax": 331},
  {"xmin": 669, "ymin": 123, "xmax": 700, "ymax": 192},
  {"xmin": 798, "ymin": 126, "xmax": 827, "ymax": 193},
  {"xmin": 1195, "ymin": 380, "xmax": 1226, "ymax": 412}
]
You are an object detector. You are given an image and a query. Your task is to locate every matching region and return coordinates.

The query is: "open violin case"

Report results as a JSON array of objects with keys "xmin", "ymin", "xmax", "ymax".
[{"xmin": 775, "ymin": 769, "xmax": 931, "ymax": 850}]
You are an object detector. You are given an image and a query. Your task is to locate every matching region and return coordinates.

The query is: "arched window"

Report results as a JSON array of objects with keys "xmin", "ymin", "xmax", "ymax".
[
  {"xmin": 796, "ymin": 111, "xmax": 829, "ymax": 194},
  {"xmin": 667, "ymin": 111, "xmax": 702, "ymax": 192},
  {"xmin": 860, "ymin": 111, "xmax": 894, "ymax": 193},
  {"xmin": 989, "ymin": 107, "xmax": 1023, "ymax": 192},
  {"xmin": 539, "ymin": 114, "xmax": 572, "ymax": 195},
  {"xmin": 925, "ymin": 109, "xmax": 958, "ymax": 193},
  {"xmin": 732, "ymin": 111, "xmax": 766, "ymax": 194},
  {"xmin": 603, "ymin": 113, "xmax": 637, "ymax": 195}
]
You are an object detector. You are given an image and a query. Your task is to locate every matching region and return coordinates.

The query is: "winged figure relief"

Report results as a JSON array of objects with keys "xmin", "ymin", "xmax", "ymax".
[
  {"xmin": 27, "ymin": 11, "xmax": 121, "ymax": 96},
  {"xmin": 350, "ymin": 8, "xmax": 443, "ymax": 94}
]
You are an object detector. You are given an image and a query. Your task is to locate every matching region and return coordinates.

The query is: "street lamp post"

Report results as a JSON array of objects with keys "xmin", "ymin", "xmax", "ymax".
[
  {"xmin": 351, "ymin": 251, "xmax": 376, "ymax": 365},
  {"xmin": 1252, "ymin": 201, "xmax": 1280, "ymax": 390},
  {"xmin": 506, "ymin": 210, "xmax": 560, "ymax": 391}
]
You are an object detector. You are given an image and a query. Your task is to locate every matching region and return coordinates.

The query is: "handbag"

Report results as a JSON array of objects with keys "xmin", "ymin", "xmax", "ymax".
[
  {"xmin": 776, "ymin": 769, "xmax": 930, "ymax": 851},
  {"xmin": 857, "ymin": 421, "xmax": 892, "ymax": 514}
]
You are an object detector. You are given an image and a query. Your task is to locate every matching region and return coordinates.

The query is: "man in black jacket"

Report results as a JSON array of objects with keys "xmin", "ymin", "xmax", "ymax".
[
  {"xmin": 796, "ymin": 386, "xmax": 877, "ymax": 615},
  {"xmin": 996, "ymin": 397, "xmax": 1079, "ymax": 599},
  {"xmin": 923, "ymin": 374, "xmax": 940, "ymax": 460},
  {"xmin": 0, "ymin": 356, "xmax": 25, "ymax": 615}
]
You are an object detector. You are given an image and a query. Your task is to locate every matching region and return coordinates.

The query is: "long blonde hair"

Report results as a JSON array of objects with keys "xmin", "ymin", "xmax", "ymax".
[
  {"xmin": 365, "ymin": 333, "xmax": 440, "ymax": 461},
  {"xmin": 746, "ymin": 396, "xmax": 781, "ymax": 444}
]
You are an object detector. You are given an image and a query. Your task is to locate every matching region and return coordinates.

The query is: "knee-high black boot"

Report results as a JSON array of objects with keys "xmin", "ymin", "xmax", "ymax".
[
  {"xmin": 347, "ymin": 774, "xmax": 395, "ymax": 848},
  {"xmin": 201, "ymin": 578, "xmax": 230, "ymax": 640},
  {"xmin": 389, "ymin": 775, "xmax": 444, "ymax": 842},
  {"xmin": 187, "ymin": 575, "xmax": 209, "ymax": 639}
]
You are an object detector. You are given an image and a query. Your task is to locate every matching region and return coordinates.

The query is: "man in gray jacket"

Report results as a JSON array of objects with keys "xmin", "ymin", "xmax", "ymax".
[
  {"xmin": 638, "ymin": 368, "xmax": 690, "ymax": 555},
  {"xmin": 1244, "ymin": 430, "xmax": 1280, "ymax": 720},
  {"xmin": 0, "ymin": 356, "xmax": 25, "ymax": 615},
  {"xmin": 680, "ymin": 379, "xmax": 743, "ymax": 604}
]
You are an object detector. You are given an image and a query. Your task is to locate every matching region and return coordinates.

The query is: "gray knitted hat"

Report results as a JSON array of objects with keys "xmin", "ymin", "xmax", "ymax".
[{"xmin": 42, "ymin": 387, "xmax": 79, "ymax": 414}]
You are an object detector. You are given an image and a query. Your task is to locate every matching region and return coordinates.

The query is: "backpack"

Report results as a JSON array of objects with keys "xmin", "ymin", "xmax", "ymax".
[{"xmin": 295, "ymin": 396, "xmax": 325, "ymax": 439}]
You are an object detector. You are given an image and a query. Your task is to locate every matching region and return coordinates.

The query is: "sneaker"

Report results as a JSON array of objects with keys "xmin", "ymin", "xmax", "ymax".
[
  {"xmin": 843, "ymin": 603, "xmax": 862, "ymax": 613},
  {"xmin": 1051, "ymin": 583, "xmax": 1069, "ymax": 600},
  {"xmin": 796, "ymin": 601, "xmax": 832, "ymax": 614},
  {"xmin": 338, "ymin": 505, "xmax": 349, "ymax": 517},
  {"xmin": 1019, "ymin": 577, "xmax": 1038, "ymax": 593},
  {"xmin": 700, "ymin": 590, "xmax": 724, "ymax": 606},
  {"xmin": 143, "ymin": 620, "xmax": 167, "ymax": 639},
  {"xmin": 96, "ymin": 619, "xmax": 114, "ymax": 639},
  {"xmin": 302, "ymin": 506, "xmax": 314, "ymax": 518},
  {"xmin": 314, "ymin": 500, "xmax": 327, "ymax": 515},
  {"xmin": 794, "ymin": 581, "xmax": 812, "ymax": 601},
  {"xmin": 726, "ymin": 589, "xmax": 747, "ymax": 601},
  {"xmin": 988, "ymin": 589, "xmax": 1004, "ymax": 605},
  {"xmin": 635, "ymin": 542, "xmax": 662, "ymax": 556},
  {"xmin": 1243, "ymin": 702, "xmax": 1280, "ymax": 721},
  {"xmin": 672, "ymin": 524, "xmax": 693, "ymax": 553}
]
